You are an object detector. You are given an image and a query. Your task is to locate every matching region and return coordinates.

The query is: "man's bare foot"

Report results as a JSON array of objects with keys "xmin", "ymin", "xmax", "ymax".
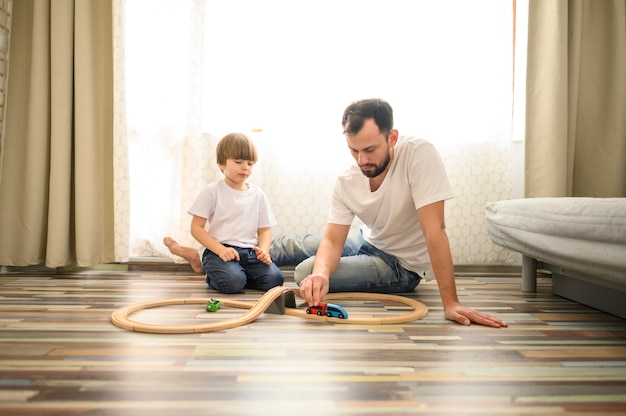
[{"xmin": 163, "ymin": 237, "xmax": 203, "ymax": 274}]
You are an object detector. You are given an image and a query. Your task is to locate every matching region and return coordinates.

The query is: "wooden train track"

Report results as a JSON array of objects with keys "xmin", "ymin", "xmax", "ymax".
[{"xmin": 110, "ymin": 286, "xmax": 429, "ymax": 334}]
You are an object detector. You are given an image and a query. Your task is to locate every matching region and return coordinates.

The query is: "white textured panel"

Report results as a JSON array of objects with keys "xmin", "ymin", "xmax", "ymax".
[
  {"xmin": 120, "ymin": 129, "xmax": 516, "ymax": 266},
  {"xmin": 262, "ymin": 139, "xmax": 516, "ymax": 266},
  {"xmin": 440, "ymin": 142, "xmax": 516, "ymax": 265}
]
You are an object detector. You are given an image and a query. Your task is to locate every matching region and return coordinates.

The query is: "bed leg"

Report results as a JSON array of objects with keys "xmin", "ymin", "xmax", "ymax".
[{"xmin": 522, "ymin": 255, "xmax": 538, "ymax": 293}]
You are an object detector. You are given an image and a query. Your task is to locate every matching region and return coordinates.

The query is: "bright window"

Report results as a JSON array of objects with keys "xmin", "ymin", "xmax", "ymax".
[{"xmin": 121, "ymin": 0, "xmax": 520, "ymax": 263}]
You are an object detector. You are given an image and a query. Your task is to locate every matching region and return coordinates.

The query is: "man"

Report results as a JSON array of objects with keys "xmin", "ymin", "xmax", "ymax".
[{"xmin": 293, "ymin": 98, "xmax": 506, "ymax": 328}]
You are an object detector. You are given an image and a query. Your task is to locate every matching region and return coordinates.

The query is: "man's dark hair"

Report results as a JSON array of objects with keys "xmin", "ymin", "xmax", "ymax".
[{"xmin": 342, "ymin": 98, "xmax": 394, "ymax": 135}]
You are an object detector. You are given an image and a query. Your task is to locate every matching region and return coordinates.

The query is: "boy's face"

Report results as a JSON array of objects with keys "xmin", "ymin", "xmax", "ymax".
[{"xmin": 219, "ymin": 158, "xmax": 255, "ymax": 188}]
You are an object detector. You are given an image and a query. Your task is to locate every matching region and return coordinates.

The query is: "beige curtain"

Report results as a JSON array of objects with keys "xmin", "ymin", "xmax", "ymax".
[
  {"xmin": 525, "ymin": 0, "xmax": 626, "ymax": 197},
  {"xmin": 0, "ymin": 0, "xmax": 115, "ymax": 268}
]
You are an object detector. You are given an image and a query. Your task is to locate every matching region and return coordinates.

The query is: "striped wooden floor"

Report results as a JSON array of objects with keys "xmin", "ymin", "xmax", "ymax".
[{"xmin": 1, "ymin": 267, "xmax": 625, "ymax": 415}]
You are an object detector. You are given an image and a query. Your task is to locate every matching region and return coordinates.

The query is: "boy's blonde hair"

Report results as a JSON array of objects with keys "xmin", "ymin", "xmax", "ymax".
[{"xmin": 216, "ymin": 133, "xmax": 258, "ymax": 165}]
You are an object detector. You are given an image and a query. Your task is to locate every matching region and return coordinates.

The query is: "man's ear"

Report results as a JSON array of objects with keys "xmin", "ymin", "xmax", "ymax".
[{"xmin": 388, "ymin": 129, "xmax": 399, "ymax": 147}]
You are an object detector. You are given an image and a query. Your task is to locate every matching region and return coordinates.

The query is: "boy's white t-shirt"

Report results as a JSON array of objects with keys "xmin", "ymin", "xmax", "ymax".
[
  {"xmin": 188, "ymin": 179, "xmax": 277, "ymax": 251},
  {"xmin": 328, "ymin": 137, "xmax": 454, "ymax": 281}
]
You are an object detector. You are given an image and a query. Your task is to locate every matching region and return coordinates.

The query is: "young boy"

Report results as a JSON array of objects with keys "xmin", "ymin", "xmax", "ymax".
[{"xmin": 188, "ymin": 132, "xmax": 284, "ymax": 294}]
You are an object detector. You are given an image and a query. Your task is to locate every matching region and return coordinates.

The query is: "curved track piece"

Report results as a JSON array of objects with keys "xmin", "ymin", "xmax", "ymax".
[{"xmin": 110, "ymin": 286, "xmax": 428, "ymax": 334}]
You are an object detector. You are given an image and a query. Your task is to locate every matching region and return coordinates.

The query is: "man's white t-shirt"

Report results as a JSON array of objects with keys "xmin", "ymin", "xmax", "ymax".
[
  {"xmin": 328, "ymin": 137, "xmax": 454, "ymax": 281},
  {"xmin": 188, "ymin": 179, "xmax": 277, "ymax": 251}
]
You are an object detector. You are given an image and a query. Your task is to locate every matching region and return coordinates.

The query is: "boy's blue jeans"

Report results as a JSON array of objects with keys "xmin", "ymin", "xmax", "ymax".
[
  {"xmin": 270, "ymin": 228, "xmax": 421, "ymax": 294},
  {"xmin": 202, "ymin": 245, "xmax": 284, "ymax": 294}
]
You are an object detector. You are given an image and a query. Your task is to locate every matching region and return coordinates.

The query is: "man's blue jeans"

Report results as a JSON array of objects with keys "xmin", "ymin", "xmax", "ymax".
[
  {"xmin": 270, "ymin": 228, "xmax": 421, "ymax": 294},
  {"xmin": 202, "ymin": 245, "xmax": 284, "ymax": 294}
]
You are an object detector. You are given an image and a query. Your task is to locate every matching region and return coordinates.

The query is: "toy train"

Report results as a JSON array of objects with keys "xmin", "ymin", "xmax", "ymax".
[
  {"xmin": 206, "ymin": 297, "xmax": 347, "ymax": 319},
  {"xmin": 306, "ymin": 302, "xmax": 348, "ymax": 319},
  {"xmin": 206, "ymin": 298, "xmax": 222, "ymax": 312}
]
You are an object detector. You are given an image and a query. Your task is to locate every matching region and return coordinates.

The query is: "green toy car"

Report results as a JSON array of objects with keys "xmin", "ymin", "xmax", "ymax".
[{"xmin": 206, "ymin": 298, "xmax": 222, "ymax": 312}]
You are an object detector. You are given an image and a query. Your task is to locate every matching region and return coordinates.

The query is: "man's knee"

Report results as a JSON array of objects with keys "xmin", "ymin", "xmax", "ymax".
[
  {"xmin": 293, "ymin": 257, "xmax": 315, "ymax": 284},
  {"xmin": 271, "ymin": 233, "xmax": 321, "ymax": 267}
]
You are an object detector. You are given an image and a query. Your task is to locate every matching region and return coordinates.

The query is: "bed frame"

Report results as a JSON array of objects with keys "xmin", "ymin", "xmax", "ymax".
[
  {"xmin": 522, "ymin": 255, "xmax": 626, "ymax": 319},
  {"xmin": 485, "ymin": 197, "xmax": 626, "ymax": 321}
]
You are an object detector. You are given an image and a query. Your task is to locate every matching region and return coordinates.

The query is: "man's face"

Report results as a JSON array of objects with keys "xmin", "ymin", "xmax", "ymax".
[{"xmin": 345, "ymin": 118, "xmax": 397, "ymax": 179}]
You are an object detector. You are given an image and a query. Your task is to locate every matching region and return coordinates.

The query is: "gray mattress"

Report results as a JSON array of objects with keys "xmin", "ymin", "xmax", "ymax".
[{"xmin": 485, "ymin": 197, "xmax": 626, "ymax": 285}]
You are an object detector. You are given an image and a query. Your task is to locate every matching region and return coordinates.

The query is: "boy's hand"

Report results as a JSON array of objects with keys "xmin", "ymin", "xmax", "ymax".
[
  {"xmin": 252, "ymin": 246, "xmax": 272, "ymax": 265},
  {"xmin": 217, "ymin": 246, "xmax": 240, "ymax": 262}
]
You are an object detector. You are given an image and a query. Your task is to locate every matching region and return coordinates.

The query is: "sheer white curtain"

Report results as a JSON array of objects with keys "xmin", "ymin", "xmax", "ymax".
[{"xmin": 115, "ymin": 0, "xmax": 520, "ymax": 265}]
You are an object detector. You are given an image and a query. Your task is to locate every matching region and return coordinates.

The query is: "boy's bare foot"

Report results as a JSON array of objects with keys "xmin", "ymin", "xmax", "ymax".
[{"xmin": 163, "ymin": 237, "xmax": 203, "ymax": 274}]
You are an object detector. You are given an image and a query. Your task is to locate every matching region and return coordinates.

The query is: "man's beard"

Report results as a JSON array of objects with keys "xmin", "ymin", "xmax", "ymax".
[{"xmin": 359, "ymin": 150, "xmax": 391, "ymax": 178}]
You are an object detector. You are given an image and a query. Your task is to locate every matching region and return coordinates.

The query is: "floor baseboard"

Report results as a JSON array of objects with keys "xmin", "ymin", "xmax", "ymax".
[{"xmin": 1, "ymin": 260, "xmax": 522, "ymax": 276}]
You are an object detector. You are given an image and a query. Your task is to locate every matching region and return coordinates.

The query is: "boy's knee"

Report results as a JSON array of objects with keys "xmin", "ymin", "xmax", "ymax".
[
  {"xmin": 268, "ymin": 267, "xmax": 285, "ymax": 286},
  {"xmin": 211, "ymin": 280, "xmax": 245, "ymax": 294},
  {"xmin": 265, "ymin": 274, "xmax": 285, "ymax": 290},
  {"xmin": 251, "ymin": 268, "xmax": 284, "ymax": 291},
  {"xmin": 208, "ymin": 270, "xmax": 246, "ymax": 294}
]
